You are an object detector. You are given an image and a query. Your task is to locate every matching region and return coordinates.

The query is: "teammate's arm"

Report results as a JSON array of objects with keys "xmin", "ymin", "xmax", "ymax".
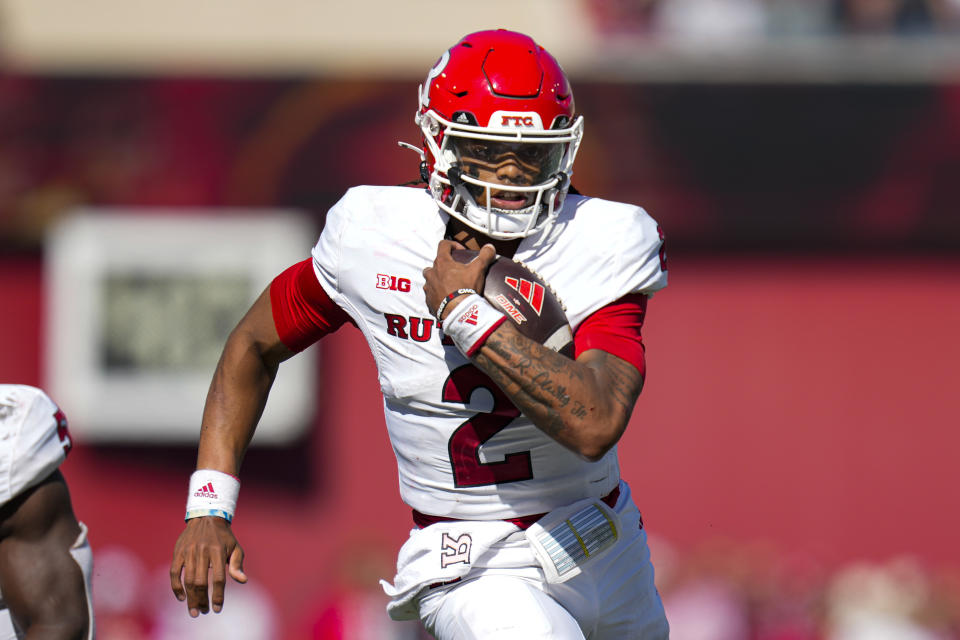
[
  {"xmin": 424, "ymin": 242, "xmax": 645, "ymax": 461},
  {"xmin": 0, "ymin": 470, "xmax": 91, "ymax": 640},
  {"xmin": 170, "ymin": 286, "xmax": 296, "ymax": 617}
]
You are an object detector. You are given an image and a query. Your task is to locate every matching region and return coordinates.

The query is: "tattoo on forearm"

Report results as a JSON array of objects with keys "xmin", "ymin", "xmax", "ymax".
[
  {"xmin": 542, "ymin": 411, "xmax": 569, "ymax": 438},
  {"xmin": 571, "ymin": 401, "xmax": 589, "ymax": 419},
  {"xmin": 478, "ymin": 329, "xmax": 587, "ymax": 422},
  {"xmin": 602, "ymin": 355, "xmax": 643, "ymax": 413},
  {"xmin": 531, "ymin": 372, "xmax": 570, "ymax": 407},
  {"xmin": 474, "ymin": 325, "xmax": 644, "ymax": 450}
]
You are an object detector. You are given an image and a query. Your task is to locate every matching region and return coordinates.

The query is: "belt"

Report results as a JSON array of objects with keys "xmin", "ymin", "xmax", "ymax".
[{"xmin": 412, "ymin": 486, "xmax": 621, "ymax": 531}]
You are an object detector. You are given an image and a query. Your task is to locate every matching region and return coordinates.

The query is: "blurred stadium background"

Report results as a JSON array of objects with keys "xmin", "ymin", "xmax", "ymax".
[{"xmin": 1, "ymin": 0, "xmax": 959, "ymax": 638}]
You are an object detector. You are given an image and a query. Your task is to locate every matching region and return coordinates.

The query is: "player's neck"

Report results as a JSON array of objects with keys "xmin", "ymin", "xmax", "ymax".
[{"xmin": 446, "ymin": 219, "xmax": 521, "ymax": 258}]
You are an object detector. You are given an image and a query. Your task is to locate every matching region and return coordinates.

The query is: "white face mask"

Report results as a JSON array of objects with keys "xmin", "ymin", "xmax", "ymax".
[{"xmin": 418, "ymin": 110, "xmax": 584, "ymax": 240}]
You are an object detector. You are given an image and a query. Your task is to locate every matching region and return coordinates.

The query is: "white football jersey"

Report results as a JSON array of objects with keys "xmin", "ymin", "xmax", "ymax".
[
  {"xmin": 312, "ymin": 186, "xmax": 667, "ymax": 520},
  {"xmin": 0, "ymin": 385, "xmax": 71, "ymax": 507}
]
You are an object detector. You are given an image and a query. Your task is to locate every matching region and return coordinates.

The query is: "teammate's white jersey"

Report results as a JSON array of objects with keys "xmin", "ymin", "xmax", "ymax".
[
  {"xmin": 0, "ymin": 385, "xmax": 71, "ymax": 507},
  {"xmin": 0, "ymin": 385, "xmax": 88, "ymax": 640},
  {"xmin": 312, "ymin": 186, "xmax": 667, "ymax": 520}
]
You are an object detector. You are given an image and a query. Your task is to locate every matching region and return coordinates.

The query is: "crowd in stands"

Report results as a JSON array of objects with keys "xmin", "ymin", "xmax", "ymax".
[
  {"xmin": 585, "ymin": 0, "xmax": 960, "ymax": 40},
  {"xmin": 653, "ymin": 536, "xmax": 960, "ymax": 640}
]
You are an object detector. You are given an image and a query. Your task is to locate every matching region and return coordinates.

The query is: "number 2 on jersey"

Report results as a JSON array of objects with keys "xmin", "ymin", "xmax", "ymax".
[{"xmin": 443, "ymin": 364, "xmax": 533, "ymax": 487}]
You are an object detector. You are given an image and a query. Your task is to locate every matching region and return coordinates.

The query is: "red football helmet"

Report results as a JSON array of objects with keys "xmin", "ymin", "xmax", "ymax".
[{"xmin": 412, "ymin": 30, "xmax": 584, "ymax": 240}]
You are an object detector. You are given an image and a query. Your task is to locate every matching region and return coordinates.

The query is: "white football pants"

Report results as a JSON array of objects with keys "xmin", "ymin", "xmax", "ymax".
[{"xmin": 416, "ymin": 489, "xmax": 669, "ymax": 639}]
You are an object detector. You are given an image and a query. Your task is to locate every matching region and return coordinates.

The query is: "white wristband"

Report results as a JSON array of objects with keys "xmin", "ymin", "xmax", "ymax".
[
  {"xmin": 441, "ymin": 293, "xmax": 506, "ymax": 357},
  {"xmin": 185, "ymin": 469, "xmax": 240, "ymax": 523}
]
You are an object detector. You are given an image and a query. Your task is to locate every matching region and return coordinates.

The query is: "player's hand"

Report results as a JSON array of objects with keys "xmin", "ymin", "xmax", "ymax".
[
  {"xmin": 423, "ymin": 240, "xmax": 497, "ymax": 320},
  {"xmin": 170, "ymin": 516, "xmax": 247, "ymax": 617}
]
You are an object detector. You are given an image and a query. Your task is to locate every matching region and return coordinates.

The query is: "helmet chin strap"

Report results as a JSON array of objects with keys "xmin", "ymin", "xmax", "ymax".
[{"xmin": 446, "ymin": 166, "xmax": 473, "ymax": 204}]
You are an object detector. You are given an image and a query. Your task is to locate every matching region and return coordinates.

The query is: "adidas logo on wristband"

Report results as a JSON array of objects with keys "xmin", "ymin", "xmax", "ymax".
[
  {"xmin": 185, "ymin": 469, "xmax": 240, "ymax": 522},
  {"xmin": 193, "ymin": 482, "xmax": 219, "ymax": 499},
  {"xmin": 458, "ymin": 304, "xmax": 480, "ymax": 326},
  {"xmin": 442, "ymin": 294, "xmax": 506, "ymax": 357}
]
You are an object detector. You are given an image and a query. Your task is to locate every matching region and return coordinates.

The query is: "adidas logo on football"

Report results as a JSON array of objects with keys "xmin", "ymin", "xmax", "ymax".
[
  {"xmin": 193, "ymin": 482, "xmax": 219, "ymax": 499},
  {"xmin": 504, "ymin": 277, "xmax": 545, "ymax": 315},
  {"xmin": 456, "ymin": 113, "xmax": 470, "ymax": 124}
]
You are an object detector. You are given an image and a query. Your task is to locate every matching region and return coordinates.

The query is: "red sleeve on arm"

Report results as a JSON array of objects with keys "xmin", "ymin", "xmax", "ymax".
[
  {"xmin": 573, "ymin": 293, "xmax": 648, "ymax": 377},
  {"xmin": 269, "ymin": 259, "xmax": 353, "ymax": 353}
]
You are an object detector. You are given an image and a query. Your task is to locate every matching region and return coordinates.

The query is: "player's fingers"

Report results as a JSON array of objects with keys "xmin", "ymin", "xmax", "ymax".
[
  {"xmin": 436, "ymin": 239, "xmax": 454, "ymax": 258},
  {"xmin": 228, "ymin": 545, "xmax": 248, "ymax": 584},
  {"xmin": 185, "ymin": 545, "xmax": 210, "ymax": 617},
  {"xmin": 477, "ymin": 243, "xmax": 497, "ymax": 266},
  {"xmin": 436, "ymin": 238, "xmax": 466, "ymax": 261},
  {"xmin": 169, "ymin": 553, "xmax": 186, "ymax": 602},
  {"xmin": 209, "ymin": 548, "xmax": 227, "ymax": 613}
]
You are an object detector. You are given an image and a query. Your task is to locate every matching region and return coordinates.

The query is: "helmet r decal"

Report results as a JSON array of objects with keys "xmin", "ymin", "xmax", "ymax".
[{"xmin": 420, "ymin": 50, "xmax": 450, "ymax": 109}]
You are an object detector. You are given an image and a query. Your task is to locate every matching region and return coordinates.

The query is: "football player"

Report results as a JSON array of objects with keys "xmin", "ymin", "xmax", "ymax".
[
  {"xmin": 171, "ymin": 29, "xmax": 669, "ymax": 638},
  {"xmin": 0, "ymin": 385, "xmax": 94, "ymax": 640}
]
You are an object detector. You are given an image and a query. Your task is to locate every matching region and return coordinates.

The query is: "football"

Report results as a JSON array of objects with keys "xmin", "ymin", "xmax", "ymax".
[{"xmin": 451, "ymin": 250, "xmax": 574, "ymax": 358}]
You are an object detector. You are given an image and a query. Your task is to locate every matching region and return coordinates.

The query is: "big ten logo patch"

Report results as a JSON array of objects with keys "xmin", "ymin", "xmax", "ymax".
[
  {"xmin": 440, "ymin": 532, "xmax": 473, "ymax": 568},
  {"xmin": 377, "ymin": 274, "xmax": 411, "ymax": 292}
]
